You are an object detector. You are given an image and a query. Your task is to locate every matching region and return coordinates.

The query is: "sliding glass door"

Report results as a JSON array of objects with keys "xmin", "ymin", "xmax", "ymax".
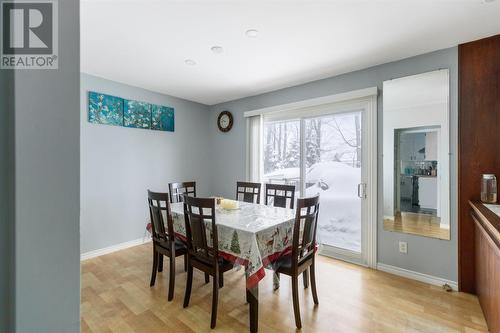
[
  {"xmin": 260, "ymin": 103, "xmax": 374, "ymax": 264},
  {"xmin": 304, "ymin": 112, "xmax": 362, "ymax": 253}
]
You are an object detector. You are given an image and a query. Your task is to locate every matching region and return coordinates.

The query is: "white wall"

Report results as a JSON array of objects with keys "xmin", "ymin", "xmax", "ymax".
[{"xmin": 80, "ymin": 74, "xmax": 212, "ymax": 254}]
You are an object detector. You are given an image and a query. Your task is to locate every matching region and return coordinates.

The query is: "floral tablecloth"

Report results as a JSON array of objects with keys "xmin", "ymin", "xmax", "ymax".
[{"xmin": 148, "ymin": 201, "xmax": 296, "ymax": 288}]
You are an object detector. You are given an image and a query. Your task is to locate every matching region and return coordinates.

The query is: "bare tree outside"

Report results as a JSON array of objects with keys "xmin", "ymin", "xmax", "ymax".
[{"xmin": 263, "ymin": 113, "xmax": 361, "ymax": 174}]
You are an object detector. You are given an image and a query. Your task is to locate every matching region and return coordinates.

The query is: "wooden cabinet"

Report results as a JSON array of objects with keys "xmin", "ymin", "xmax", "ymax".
[
  {"xmin": 458, "ymin": 34, "xmax": 500, "ymax": 293},
  {"xmin": 470, "ymin": 202, "xmax": 500, "ymax": 333}
]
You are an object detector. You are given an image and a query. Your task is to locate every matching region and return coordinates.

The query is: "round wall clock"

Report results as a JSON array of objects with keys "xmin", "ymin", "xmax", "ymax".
[{"xmin": 217, "ymin": 110, "xmax": 233, "ymax": 132}]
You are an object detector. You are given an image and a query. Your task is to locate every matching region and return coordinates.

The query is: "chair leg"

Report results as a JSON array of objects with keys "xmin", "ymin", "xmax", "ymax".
[
  {"xmin": 184, "ymin": 253, "xmax": 188, "ymax": 272},
  {"xmin": 167, "ymin": 256, "xmax": 175, "ymax": 301},
  {"xmin": 310, "ymin": 260, "xmax": 319, "ymax": 305},
  {"xmin": 158, "ymin": 254, "xmax": 164, "ymax": 272},
  {"xmin": 291, "ymin": 276, "xmax": 302, "ymax": 329},
  {"xmin": 183, "ymin": 262, "xmax": 193, "ymax": 308},
  {"xmin": 218, "ymin": 273, "xmax": 224, "ymax": 288},
  {"xmin": 273, "ymin": 271, "xmax": 280, "ymax": 291},
  {"xmin": 205, "ymin": 273, "xmax": 210, "ymax": 284},
  {"xmin": 211, "ymin": 273, "xmax": 219, "ymax": 329},
  {"xmin": 303, "ymin": 269, "xmax": 309, "ymax": 289},
  {"xmin": 150, "ymin": 248, "xmax": 158, "ymax": 287}
]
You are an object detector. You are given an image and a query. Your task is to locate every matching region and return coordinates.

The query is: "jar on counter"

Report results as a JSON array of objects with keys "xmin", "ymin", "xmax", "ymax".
[{"xmin": 481, "ymin": 174, "xmax": 497, "ymax": 204}]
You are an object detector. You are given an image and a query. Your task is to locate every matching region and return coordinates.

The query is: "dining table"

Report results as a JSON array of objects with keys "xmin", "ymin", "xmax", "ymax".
[{"xmin": 169, "ymin": 200, "xmax": 296, "ymax": 333}]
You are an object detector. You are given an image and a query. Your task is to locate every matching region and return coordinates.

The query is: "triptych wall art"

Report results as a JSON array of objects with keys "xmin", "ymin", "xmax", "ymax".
[{"xmin": 88, "ymin": 91, "xmax": 175, "ymax": 132}]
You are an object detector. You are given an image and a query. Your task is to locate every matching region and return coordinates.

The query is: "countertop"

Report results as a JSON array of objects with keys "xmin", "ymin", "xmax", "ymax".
[
  {"xmin": 470, "ymin": 201, "xmax": 500, "ymax": 247},
  {"xmin": 484, "ymin": 203, "xmax": 500, "ymax": 218}
]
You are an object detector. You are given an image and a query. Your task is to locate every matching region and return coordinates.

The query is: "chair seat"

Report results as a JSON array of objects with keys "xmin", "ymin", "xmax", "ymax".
[
  {"xmin": 218, "ymin": 257, "xmax": 234, "ymax": 272},
  {"xmin": 274, "ymin": 255, "xmax": 293, "ymax": 272},
  {"xmin": 191, "ymin": 254, "xmax": 234, "ymax": 273},
  {"xmin": 156, "ymin": 239, "xmax": 187, "ymax": 255},
  {"xmin": 274, "ymin": 254, "xmax": 313, "ymax": 275}
]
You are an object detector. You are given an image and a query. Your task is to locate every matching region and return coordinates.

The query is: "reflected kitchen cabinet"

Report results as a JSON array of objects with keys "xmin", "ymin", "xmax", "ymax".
[
  {"xmin": 425, "ymin": 132, "xmax": 438, "ymax": 161},
  {"xmin": 419, "ymin": 177, "xmax": 438, "ymax": 210}
]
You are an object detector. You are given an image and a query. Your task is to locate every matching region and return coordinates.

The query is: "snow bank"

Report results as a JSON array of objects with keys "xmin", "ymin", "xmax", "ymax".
[
  {"xmin": 306, "ymin": 162, "xmax": 361, "ymax": 252},
  {"xmin": 264, "ymin": 161, "xmax": 362, "ymax": 252}
]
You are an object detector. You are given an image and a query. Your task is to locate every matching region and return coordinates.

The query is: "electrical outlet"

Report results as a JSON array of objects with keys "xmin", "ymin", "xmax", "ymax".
[{"xmin": 399, "ymin": 241, "xmax": 408, "ymax": 254}]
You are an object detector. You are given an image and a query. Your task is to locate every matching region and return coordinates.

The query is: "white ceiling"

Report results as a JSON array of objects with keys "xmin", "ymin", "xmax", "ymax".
[{"xmin": 81, "ymin": 0, "xmax": 500, "ymax": 105}]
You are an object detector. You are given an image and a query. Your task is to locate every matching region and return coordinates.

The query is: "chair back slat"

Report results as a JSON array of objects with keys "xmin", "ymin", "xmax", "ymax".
[
  {"xmin": 265, "ymin": 183, "xmax": 295, "ymax": 209},
  {"xmin": 189, "ymin": 210, "xmax": 209, "ymax": 258},
  {"xmin": 236, "ymin": 181, "xmax": 261, "ymax": 204},
  {"xmin": 291, "ymin": 195, "xmax": 320, "ymax": 268},
  {"xmin": 183, "ymin": 196, "xmax": 218, "ymax": 265},
  {"xmin": 168, "ymin": 181, "xmax": 196, "ymax": 203},
  {"xmin": 147, "ymin": 190, "xmax": 174, "ymax": 245}
]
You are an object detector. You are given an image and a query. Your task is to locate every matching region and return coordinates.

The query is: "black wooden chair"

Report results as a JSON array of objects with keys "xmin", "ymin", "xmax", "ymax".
[
  {"xmin": 273, "ymin": 195, "xmax": 320, "ymax": 329},
  {"xmin": 264, "ymin": 183, "xmax": 296, "ymax": 209},
  {"xmin": 236, "ymin": 181, "xmax": 261, "ymax": 204},
  {"xmin": 168, "ymin": 181, "xmax": 196, "ymax": 203},
  {"xmin": 182, "ymin": 196, "xmax": 234, "ymax": 329},
  {"xmin": 147, "ymin": 190, "xmax": 188, "ymax": 301}
]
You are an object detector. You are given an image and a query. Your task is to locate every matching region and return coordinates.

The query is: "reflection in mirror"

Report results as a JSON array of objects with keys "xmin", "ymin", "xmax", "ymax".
[{"xmin": 383, "ymin": 70, "xmax": 450, "ymax": 240}]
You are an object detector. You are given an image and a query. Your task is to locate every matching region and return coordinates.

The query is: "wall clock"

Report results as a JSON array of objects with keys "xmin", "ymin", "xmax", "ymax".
[{"xmin": 217, "ymin": 110, "xmax": 233, "ymax": 132}]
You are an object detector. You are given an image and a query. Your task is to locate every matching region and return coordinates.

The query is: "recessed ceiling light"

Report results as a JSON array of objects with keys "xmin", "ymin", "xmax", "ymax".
[
  {"xmin": 211, "ymin": 46, "xmax": 224, "ymax": 54},
  {"xmin": 185, "ymin": 59, "xmax": 196, "ymax": 66},
  {"xmin": 246, "ymin": 29, "xmax": 258, "ymax": 38}
]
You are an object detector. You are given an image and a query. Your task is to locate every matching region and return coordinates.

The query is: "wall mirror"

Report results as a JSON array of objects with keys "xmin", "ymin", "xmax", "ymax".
[{"xmin": 383, "ymin": 69, "xmax": 450, "ymax": 240}]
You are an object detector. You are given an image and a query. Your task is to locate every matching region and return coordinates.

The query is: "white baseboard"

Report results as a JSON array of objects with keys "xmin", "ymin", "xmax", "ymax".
[
  {"xmin": 81, "ymin": 237, "xmax": 151, "ymax": 261},
  {"xmin": 377, "ymin": 263, "xmax": 458, "ymax": 291}
]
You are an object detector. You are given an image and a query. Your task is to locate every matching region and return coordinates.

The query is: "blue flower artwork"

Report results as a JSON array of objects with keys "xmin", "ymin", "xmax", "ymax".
[
  {"xmin": 88, "ymin": 91, "xmax": 175, "ymax": 132},
  {"xmin": 151, "ymin": 105, "xmax": 175, "ymax": 132},
  {"xmin": 88, "ymin": 92, "xmax": 124, "ymax": 126},
  {"xmin": 124, "ymin": 100, "xmax": 151, "ymax": 129}
]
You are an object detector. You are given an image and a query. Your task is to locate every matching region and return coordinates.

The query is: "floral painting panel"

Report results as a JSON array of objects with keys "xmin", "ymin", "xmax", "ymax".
[
  {"xmin": 151, "ymin": 105, "xmax": 175, "ymax": 132},
  {"xmin": 124, "ymin": 100, "xmax": 151, "ymax": 129},
  {"xmin": 88, "ymin": 92, "xmax": 124, "ymax": 126}
]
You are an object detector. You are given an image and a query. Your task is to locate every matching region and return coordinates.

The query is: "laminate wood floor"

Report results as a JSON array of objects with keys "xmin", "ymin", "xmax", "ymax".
[
  {"xmin": 81, "ymin": 243, "xmax": 487, "ymax": 333},
  {"xmin": 384, "ymin": 212, "xmax": 450, "ymax": 240}
]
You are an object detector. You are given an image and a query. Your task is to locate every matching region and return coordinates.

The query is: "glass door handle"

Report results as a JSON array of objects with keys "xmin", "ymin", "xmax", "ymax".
[{"xmin": 357, "ymin": 183, "xmax": 367, "ymax": 199}]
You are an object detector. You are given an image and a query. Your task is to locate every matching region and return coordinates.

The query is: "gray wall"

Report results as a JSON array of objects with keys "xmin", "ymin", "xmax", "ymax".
[
  {"xmin": 80, "ymin": 74, "xmax": 212, "ymax": 253},
  {"xmin": 208, "ymin": 47, "xmax": 458, "ymax": 282},
  {"xmin": 0, "ymin": 68, "xmax": 15, "ymax": 332},
  {"xmin": 12, "ymin": 0, "xmax": 81, "ymax": 331}
]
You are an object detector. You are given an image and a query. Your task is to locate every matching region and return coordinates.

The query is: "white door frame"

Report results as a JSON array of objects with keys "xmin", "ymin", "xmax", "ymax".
[{"xmin": 245, "ymin": 88, "xmax": 378, "ymax": 268}]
